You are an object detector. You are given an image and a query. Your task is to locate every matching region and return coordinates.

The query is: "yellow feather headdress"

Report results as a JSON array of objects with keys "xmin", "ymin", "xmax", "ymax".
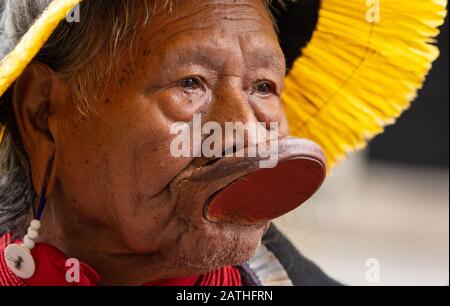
[
  {"xmin": 283, "ymin": 0, "xmax": 447, "ymax": 168},
  {"xmin": 0, "ymin": 0, "xmax": 447, "ymax": 169}
]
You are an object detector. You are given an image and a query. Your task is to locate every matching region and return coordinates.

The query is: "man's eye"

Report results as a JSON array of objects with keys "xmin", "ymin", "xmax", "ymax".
[
  {"xmin": 253, "ymin": 81, "xmax": 276, "ymax": 95},
  {"xmin": 177, "ymin": 77, "xmax": 202, "ymax": 90}
]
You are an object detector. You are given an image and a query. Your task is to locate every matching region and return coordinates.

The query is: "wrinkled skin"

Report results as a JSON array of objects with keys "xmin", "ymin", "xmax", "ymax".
[{"xmin": 12, "ymin": 0, "xmax": 321, "ymax": 285}]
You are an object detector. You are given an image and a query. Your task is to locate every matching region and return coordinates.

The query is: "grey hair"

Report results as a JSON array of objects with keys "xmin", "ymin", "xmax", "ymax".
[{"xmin": 0, "ymin": 0, "xmax": 277, "ymax": 235}]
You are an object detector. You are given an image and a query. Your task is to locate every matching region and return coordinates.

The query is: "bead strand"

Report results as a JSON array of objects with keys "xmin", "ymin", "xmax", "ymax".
[{"xmin": 21, "ymin": 220, "xmax": 41, "ymax": 251}]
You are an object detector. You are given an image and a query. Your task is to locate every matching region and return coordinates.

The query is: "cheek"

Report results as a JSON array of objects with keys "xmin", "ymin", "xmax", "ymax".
[
  {"xmin": 249, "ymin": 97, "xmax": 285, "ymax": 126},
  {"xmin": 130, "ymin": 129, "xmax": 191, "ymax": 197},
  {"xmin": 55, "ymin": 94, "xmax": 193, "ymax": 215},
  {"xmin": 99, "ymin": 98, "xmax": 193, "ymax": 199},
  {"xmin": 279, "ymin": 105, "xmax": 291, "ymax": 137}
]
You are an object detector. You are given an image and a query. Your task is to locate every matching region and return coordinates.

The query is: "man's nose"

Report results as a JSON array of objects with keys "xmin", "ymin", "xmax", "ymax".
[{"xmin": 205, "ymin": 79, "xmax": 264, "ymax": 153}]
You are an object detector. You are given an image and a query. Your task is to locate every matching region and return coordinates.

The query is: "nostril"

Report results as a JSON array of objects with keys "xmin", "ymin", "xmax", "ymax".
[
  {"xmin": 223, "ymin": 145, "xmax": 238, "ymax": 157},
  {"xmin": 203, "ymin": 157, "xmax": 221, "ymax": 167}
]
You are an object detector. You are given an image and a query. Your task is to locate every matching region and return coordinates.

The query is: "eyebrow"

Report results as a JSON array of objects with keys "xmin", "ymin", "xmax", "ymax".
[
  {"xmin": 170, "ymin": 48, "xmax": 223, "ymax": 70},
  {"xmin": 244, "ymin": 49, "xmax": 286, "ymax": 74},
  {"xmin": 158, "ymin": 44, "xmax": 285, "ymax": 77}
]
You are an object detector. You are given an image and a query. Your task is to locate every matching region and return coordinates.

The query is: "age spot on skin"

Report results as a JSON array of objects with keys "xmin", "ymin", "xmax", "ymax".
[
  {"xmin": 143, "ymin": 49, "xmax": 151, "ymax": 57},
  {"xmin": 118, "ymin": 62, "xmax": 136, "ymax": 87}
]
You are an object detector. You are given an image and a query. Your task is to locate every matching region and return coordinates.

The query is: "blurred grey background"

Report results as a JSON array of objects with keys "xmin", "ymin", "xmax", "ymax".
[{"xmin": 275, "ymin": 16, "xmax": 449, "ymax": 286}]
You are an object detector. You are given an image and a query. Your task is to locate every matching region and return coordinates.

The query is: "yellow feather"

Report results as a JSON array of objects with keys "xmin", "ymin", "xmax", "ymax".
[
  {"xmin": 0, "ymin": 0, "xmax": 83, "ymax": 142},
  {"xmin": 283, "ymin": 0, "xmax": 447, "ymax": 169},
  {"xmin": 0, "ymin": 0, "xmax": 83, "ymax": 97}
]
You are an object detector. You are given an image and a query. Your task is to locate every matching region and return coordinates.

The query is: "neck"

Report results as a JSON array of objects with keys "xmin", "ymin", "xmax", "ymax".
[{"xmin": 37, "ymin": 200, "xmax": 178, "ymax": 285}]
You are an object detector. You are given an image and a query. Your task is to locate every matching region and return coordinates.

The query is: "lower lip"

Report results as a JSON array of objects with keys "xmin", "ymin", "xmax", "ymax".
[{"xmin": 204, "ymin": 156, "xmax": 326, "ymax": 225}]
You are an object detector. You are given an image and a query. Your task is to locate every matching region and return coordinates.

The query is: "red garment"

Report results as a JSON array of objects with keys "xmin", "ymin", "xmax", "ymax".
[{"xmin": 0, "ymin": 233, "xmax": 242, "ymax": 286}]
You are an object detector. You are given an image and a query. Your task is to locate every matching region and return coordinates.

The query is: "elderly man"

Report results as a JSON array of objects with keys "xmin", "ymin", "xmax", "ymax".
[{"xmin": 0, "ymin": 0, "xmax": 445, "ymax": 286}]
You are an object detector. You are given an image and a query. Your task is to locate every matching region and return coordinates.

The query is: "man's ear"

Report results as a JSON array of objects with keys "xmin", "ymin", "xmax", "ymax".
[{"xmin": 12, "ymin": 63, "xmax": 62, "ymax": 196}]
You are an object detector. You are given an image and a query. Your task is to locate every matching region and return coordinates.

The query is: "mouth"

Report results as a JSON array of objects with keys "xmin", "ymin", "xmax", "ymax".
[{"xmin": 170, "ymin": 137, "xmax": 326, "ymax": 226}]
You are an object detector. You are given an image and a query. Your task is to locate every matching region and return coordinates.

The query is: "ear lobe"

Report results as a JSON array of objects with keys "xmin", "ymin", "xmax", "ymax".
[{"xmin": 12, "ymin": 63, "xmax": 58, "ymax": 196}]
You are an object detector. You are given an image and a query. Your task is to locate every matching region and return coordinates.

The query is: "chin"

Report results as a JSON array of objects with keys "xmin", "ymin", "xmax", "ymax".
[{"xmin": 162, "ymin": 221, "xmax": 268, "ymax": 277}]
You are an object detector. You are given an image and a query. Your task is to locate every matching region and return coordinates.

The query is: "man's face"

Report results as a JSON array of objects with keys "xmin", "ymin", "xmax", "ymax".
[{"xmin": 54, "ymin": 0, "xmax": 289, "ymax": 277}]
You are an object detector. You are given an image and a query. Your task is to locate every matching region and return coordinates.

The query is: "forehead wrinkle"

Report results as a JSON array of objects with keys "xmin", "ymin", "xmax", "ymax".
[
  {"xmin": 168, "ymin": 0, "xmax": 272, "ymax": 24},
  {"xmin": 148, "ymin": 0, "xmax": 274, "ymax": 46},
  {"xmin": 152, "ymin": 16, "xmax": 278, "ymax": 74},
  {"xmin": 167, "ymin": 42, "xmax": 227, "ymax": 71},
  {"xmin": 158, "ymin": 26, "xmax": 281, "ymax": 77},
  {"xmin": 142, "ymin": 0, "xmax": 281, "ymax": 79},
  {"xmin": 239, "ymin": 37, "xmax": 286, "ymax": 75}
]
